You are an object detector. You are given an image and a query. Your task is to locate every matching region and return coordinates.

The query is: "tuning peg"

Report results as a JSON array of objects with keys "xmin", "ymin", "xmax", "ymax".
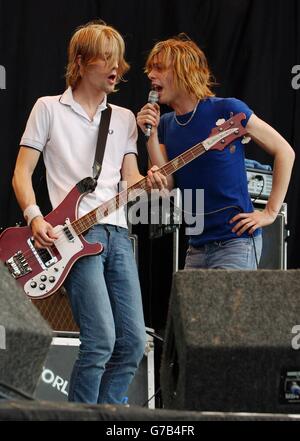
[
  {"xmin": 241, "ymin": 136, "xmax": 251, "ymax": 144},
  {"xmin": 216, "ymin": 118, "xmax": 226, "ymax": 126}
]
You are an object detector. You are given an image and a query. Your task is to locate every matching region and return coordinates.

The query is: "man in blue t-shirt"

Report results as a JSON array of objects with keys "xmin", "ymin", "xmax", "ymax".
[{"xmin": 137, "ymin": 34, "xmax": 295, "ymax": 269}]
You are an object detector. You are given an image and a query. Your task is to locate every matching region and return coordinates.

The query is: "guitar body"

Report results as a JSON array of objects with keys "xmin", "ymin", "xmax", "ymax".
[{"xmin": 0, "ymin": 181, "xmax": 103, "ymax": 299}]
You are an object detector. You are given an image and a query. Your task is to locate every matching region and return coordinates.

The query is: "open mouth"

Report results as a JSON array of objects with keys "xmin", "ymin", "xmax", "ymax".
[
  {"xmin": 108, "ymin": 74, "xmax": 117, "ymax": 82},
  {"xmin": 152, "ymin": 84, "xmax": 163, "ymax": 93}
]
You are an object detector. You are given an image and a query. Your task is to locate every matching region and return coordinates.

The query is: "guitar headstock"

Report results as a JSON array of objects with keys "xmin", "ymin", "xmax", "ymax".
[{"xmin": 208, "ymin": 112, "xmax": 250, "ymax": 151}]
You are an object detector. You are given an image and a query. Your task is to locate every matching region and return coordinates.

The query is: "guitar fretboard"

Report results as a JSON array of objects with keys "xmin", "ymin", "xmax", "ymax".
[{"xmin": 71, "ymin": 141, "xmax": 207, "ymax": 235}]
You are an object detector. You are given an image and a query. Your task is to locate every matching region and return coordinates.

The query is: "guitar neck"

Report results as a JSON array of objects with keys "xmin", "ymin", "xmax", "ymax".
[{"xmin": 71, "ymin": 140, "xmax": 206, "ymax": 236}]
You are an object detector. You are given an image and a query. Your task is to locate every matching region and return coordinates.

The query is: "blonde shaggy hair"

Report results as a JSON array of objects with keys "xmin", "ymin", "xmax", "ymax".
[
  {"xmin": 66, "ymin": 20, "xmax": 129, "ymax": 89},
  {"xmin": 145, "ymin": 34, "xmax": 215, "ymax": 100}
]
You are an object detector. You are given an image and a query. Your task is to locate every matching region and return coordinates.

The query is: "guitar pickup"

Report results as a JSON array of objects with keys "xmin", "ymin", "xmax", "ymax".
[
  {"xmin": 28, "ymin": 238, "xmax": 58, "ymax": 270},
  {"xmin": 63, "ymin": 226, "xmax": 74, "ymax": 242}
]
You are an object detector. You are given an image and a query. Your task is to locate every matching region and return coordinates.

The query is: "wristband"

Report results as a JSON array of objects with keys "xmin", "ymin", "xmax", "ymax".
[{"xmin": 23, "ymin": 204, "xmax": 43, "ymax": 226}]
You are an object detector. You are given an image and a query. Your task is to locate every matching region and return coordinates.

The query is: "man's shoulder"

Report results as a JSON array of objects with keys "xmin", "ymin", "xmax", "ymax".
[
  {"xmin": 35, "ymin": 93, "xmax": 64, "ymax": 109},
  {"xmin": 109, "ymin": 103, "xmax": 135, "ymax": 119},
  {"xmin": 204, "ymin": 96, "xmax": 242, "ymax": 106},
  {"xmin": 109, "ymin": 103, "xmax": 131, "ymax": 112},
  {"xmin": 204, "ymin": 96, "xmax": 251, "ymax": 114}
]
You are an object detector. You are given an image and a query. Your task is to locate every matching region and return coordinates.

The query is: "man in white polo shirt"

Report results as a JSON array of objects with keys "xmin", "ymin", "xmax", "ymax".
[{"xmin": 12, "ymin": 20, "xmax": 166, "ymax": 404}]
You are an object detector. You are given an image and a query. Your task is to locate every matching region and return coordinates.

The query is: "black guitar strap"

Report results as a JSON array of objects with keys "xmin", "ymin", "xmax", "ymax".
[{"xmin": 93, "ymin": 104, "xmax": 112, "ymax": 180}]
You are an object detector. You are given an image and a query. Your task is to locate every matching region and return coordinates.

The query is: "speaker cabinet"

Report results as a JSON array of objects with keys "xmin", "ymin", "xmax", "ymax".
[
  {"xmin": 0, "ymin": 262, "xmax": 52, "ymax": 396},
  {"xmin": 254, "ymin": 201, "xmax": 287, "ymax": 269},
  {"xmin": 32, "ymin": 287, "xmax": 78, "ymax": 332},
  {"xmin": 35, "ymin": 331, "xmax": 155, "ymax": 407},
  {"xmin": 161, "ymin": 269, "xmax": 300, "ymax": 413}
]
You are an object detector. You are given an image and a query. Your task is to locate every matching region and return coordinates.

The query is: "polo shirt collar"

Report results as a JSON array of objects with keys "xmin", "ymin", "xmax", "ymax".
[{"xmin": 60, "ymin": 87, "xmax": 107, "ymax": 119}]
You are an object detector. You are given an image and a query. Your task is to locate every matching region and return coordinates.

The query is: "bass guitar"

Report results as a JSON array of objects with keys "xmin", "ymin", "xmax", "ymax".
[{"xmin": 0, "ymin": 112, "xmax": 249, "ymax": 299}]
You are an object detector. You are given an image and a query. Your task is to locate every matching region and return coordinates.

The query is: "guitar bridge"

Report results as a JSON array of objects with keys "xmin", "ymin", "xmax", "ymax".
[{"xmin": 6, "ymin": 251, "xmax": 32, "ymax": 279}]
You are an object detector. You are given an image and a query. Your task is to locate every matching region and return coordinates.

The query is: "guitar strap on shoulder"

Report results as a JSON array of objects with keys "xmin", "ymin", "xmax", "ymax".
[{"xmin": 93, "ymin": 104, "xmax": 112, "ymax": 181}]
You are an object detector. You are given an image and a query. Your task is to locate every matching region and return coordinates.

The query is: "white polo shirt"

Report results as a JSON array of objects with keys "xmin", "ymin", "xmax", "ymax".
[{"xmin": 20, "ymin": 87, "xmax": 138, "ymax": 228}]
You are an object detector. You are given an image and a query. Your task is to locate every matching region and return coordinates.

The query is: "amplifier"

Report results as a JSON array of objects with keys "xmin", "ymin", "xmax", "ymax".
[
  {"xmin": 35, "ymin": 329, "xmax": 155, "ymax": 408},
  {"xmin": 246, "ymin": 167, "xmax": 273, "ymax": 200},
  {"xmin": 32, "ymin": 233, "xmax": 139, "ymax": 333},
  {"xmin": 253, "ymin": 200, "xmax": 288, "ymax": 270}
]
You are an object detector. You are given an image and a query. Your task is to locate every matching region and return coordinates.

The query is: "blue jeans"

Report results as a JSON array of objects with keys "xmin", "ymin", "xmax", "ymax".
[
  {"xmin": 64, "ymin": 224, "xmax": 146, "ymax": 404},
  {"xmin": 185, "ymin": 235, "xmax": 262, "ymax": 269}
]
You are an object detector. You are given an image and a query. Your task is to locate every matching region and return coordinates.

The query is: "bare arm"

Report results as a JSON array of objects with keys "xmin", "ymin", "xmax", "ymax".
[
  {"xmin": 121, "ymin": 153, "xmax": 144, "ymax": 187},
  {"xmin": 230, "ymin": 114, "xmax": 295, "ymax": 235},
  {"xmin": 137, "ymin": 103, "xmax": 174, "ymax": 190},
  {"xmin": 12, "ymin": 146, "xmax": 58, "ymax": 247},
  {"xmin": 12, "ymin": 146, "xmax": 41, "ymax": 210},
  {"xmin": 121, "ymin": 153, "xmax": 168, "ymax": 192}
]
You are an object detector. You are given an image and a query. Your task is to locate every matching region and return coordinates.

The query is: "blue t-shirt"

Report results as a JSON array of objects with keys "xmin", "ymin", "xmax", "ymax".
[{"xmin": 158, "ymin": 97, "xmax": 261, "ymax": 247}]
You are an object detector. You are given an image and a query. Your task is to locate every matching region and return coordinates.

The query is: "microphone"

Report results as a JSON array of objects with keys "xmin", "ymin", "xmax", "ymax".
[{"xmin": 145, "ymin": 89, "xmax": 159, "ymax": 139}]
